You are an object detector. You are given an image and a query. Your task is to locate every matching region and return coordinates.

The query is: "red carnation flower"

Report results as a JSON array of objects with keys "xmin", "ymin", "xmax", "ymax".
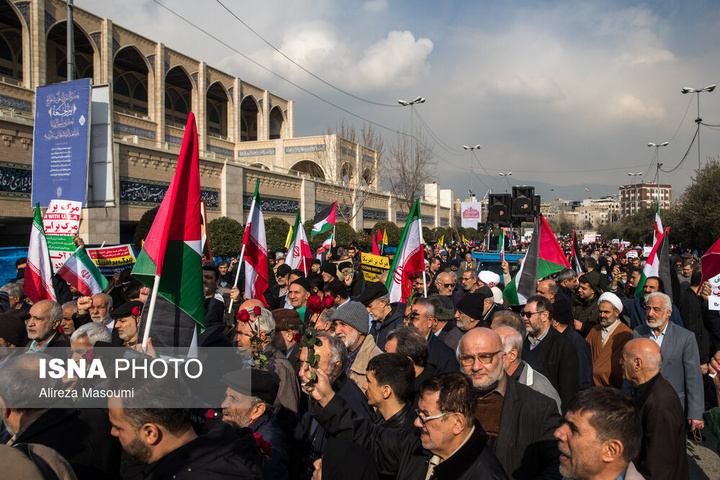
[
  {"xmin": 131, "ymin": 306, "xmax": 142, "ymax": 316},
  {"xmin": 293, "ymin": 332, "xmax": 302, "ymax": 343},
  {"xmin": 306, "ymin": 295, "xmax": 323, "ymax": 314},
  {"xmin": 253, "ymin": 306, "xmax": 262, "ymax": 317},
  {"xmin": 253, "ymin": 432, "xmax": 273, "ymax": 457},
  {"xmin": 237, "ymin": 310, "xmax": 251, "ymax": 323},
  {"xmin": 323, "ymin": 295, "xmax": 334, "ymax": 309}
]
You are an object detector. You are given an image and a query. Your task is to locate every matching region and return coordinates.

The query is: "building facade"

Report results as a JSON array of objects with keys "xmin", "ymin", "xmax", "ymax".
[
  {"xmin": 618, "ymin": 182, "xmax": 671, "ymax": 217},
  {"xmin": 0, "ymin": 0, "xmax": 453, "ymax": 247}
]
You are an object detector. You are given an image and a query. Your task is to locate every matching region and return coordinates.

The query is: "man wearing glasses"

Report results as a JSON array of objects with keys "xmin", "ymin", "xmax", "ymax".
[
  {"xmin": 457, "ymin": 328, "xmax": 562, "ymax": 479},
  {"xmin": 460, "ymin": 269, "xmax": 480, "ymax": 294},
  {"xmin": 304, "ymin": 370, "xmax": 508, "ymax": 479},
  {"xmin": 435, "ymin": 272, "xmax": 462, "ymax": 307},
  {"xmin": 521, "ymin": 295, "xmax": 579, "ymax": 414}
]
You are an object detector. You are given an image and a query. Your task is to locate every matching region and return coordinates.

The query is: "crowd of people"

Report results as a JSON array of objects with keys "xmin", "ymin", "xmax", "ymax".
[{"xmin": 0, "ymin": 236, "xmax": 719, "ymax": 480}]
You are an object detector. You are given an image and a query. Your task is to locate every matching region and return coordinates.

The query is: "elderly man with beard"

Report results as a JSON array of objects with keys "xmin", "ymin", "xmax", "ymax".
[
  {"xmin": 358, "ymin": 282, "xmax": 405, "ymax": 350},
  {"xmin": 111, "ymin": 300, "xmax": 144, "ymax": 347},
  {"xmin": 404, "ymin": 298, "xmax": 459, "ymax": 373},
  {"xmin": 221, "ymin": 369, "xmax": 290, "ymax": 480},
  {"xmin": 585, "ymin": 292, "xmax": 633, "ymax": 388},
  {"xmin": 235, "ymin": 301, "xmax": 301, "ymax": 416},
  {"xmin": 73, "ymin": 293, "xmax": 114, "ymax": 330},
  {"xmin": 331, "ymin": 301, "xmax": 382, "ymax": 390},
  {"xmin": 305, "ymin": 368, "xmax": 508, "ymax": 479},
  {"xmin": 25, "ymin": 300, "xmax": 69, "ymax": 352},
  {"xmin": 620, "ymin": 276, "xmax": 683, "ymax": 329},
  {"xmin": 458, "ymin": 328, "xmax": 562, "ymax": 479},
  {"xmin": 295, "ymin": 331, "xmax": 373, "ymax": 480}
]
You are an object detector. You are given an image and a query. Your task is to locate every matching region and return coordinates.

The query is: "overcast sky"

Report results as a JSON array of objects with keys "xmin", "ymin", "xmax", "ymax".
[{"xmin": 78, "ymin": 0, "xmax": 720, "ymax": 203}]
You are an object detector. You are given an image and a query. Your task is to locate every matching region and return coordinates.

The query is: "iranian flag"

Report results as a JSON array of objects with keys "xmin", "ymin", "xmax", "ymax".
[
  {"xmin": 386, "ymin": 200, "xmax": 424, "ymax": 303},
  {"xmin": 499, "ymin": 233, "xmax": 505, "ymax": 263},
  {"xmin": 316, "ymin": 234, "xmax": 332, "ymax": 260},
  {"xmin": 287, "ymin": 211, "xmax": 312, "ymax": 274},
  {"xmin": 57, "ymin": 247, "xmax": 109, "ymax": 296},
  {"xmin": 132, "ymin": 113, "xmax": 204, "ymax": 348},
  {"xmin": 504, "ymin": 216, "xmax": 569, "ymax": 306},
  {"xmin": 653, "ymin": 204, "xmax": 663, "ymax": 245},
  {"xmin": 312, "ymin": 202, "xmax": 336, "ymax": 237},
  {"xmin": 243, "ymin": 180, "xmax": 269, "ymax": 306},
  {"xmin": 24, "ymin": 203, "xmax": 57, "ymax": 303},
  {"xmin": 636, "ymin": 228, "xmax": 672, "ymax": 301}
]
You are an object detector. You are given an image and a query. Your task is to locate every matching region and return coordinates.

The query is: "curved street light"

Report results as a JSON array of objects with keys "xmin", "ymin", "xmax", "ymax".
[{"xmin": 681, "ymin": 84, "xmax": 715, "ymax": 170}]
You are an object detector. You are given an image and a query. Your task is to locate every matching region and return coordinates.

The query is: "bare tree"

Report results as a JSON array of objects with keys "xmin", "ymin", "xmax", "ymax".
[
  {"xmin": 384, "ymin": 128, "xmax": 435, "ymax": 214},
  {"xmin": 322, "ymin": 120, "xmax": 385, "ymax": 224}
]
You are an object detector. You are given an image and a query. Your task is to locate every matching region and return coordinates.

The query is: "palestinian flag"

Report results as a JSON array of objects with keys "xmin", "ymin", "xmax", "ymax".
[
  {"xmin": 243, "ymin": 179, "xmax": 269, "ymax": 306},
  {"xmin": 57, "ymin": 247, "xmax": 109, "ymax": 297},
  {"xmin": 636, "ymin": 228, "xmax": 672, "ymax": 301},
  {"xmin": 571, "ymin": 230, "xmax": 586, "ymax": 275},
  {"xmin": 287, "ymin": 210, "xmax": 312, "ymax": 274},
  {"xmin": 653, "ymin": 204, "xmax": 663, "ymax": 245},
  {"xmin": 132, "ymin": 113, "xmax": 204, "ymax": 348},
  {"xmin": 504, "ymin": 216, "xmax": 569, "ymax": 306},
  {"xmin": 312, "ymin": 202, "xmax": 336, "ymax": 237},
  {"xmin": 386, "ymin": 199, "xmax": 424, "ymax": 303},
  {"xmin": 24, "ymin": 204, "xmax": 57, "ymax": 303}
]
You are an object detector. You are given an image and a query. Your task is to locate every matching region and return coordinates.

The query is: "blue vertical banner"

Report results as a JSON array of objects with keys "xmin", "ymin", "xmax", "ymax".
[{"xmin": 31, "ymin": 78, "xmax": 92, "ymax": 207}]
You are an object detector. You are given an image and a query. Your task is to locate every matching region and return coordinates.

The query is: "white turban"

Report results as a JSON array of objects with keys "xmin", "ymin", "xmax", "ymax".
[
  {"xmin": 598, "ymin": 292, "xmax": 623, "ymax": 314},
  {"xmin": 478, "ymin": 271, "xmax": 501, "ymax": 288}
]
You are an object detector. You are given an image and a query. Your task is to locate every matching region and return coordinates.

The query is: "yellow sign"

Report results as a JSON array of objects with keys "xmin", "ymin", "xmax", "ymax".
[{"xmin": 360, "ymin": 253, "xmax": 390, "ymax": 282}]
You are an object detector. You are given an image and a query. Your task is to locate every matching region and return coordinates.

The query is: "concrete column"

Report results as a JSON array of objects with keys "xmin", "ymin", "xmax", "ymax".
[
  {"xmin": 261, "ymin": 90, "xmax": 270, "ymax": 141},
  {"xmin": 79, "ymin": 143, "xmax": 121, "ymax": 244},
  {"xmin": 301, "ymin": 178, "xmax": 315, "ymax": 224},
  {"xmin": 196, "ymin": 62, "xmax": 207, "ymax": 152},
  {"xmin": 30, "ymin": 0, "xmax": 46, "ymax": 88},
  {"xmin": 100, "ymin": 19, "xmax": 113, "ymax": 85},
  {"xmin": 440, "ymin": 189, "xmax": 454, "ymax": 228},
  {"xmin": 154, "ymin": 43, "xmax": 166, "ymax": 147},
  {"xmin": 222, "ymin": 161, "xmax": 244, "ymax": 222},
  {"xmin": 352, "ymin": 190, "xmax": 363, "ymax": 231},
  {"xmin": 230, "ymin": 77, "xmax": 241, "ymax": 144},
  {"xmin": 388, "ymin": 194, "xmax": 396, "ymax": 223}
]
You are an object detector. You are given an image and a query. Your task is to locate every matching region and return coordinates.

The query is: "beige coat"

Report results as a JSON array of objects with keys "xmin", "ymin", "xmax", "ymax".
[{"xmin": 349, "ymin": 334, "xmax": 383, "ymax": 390}]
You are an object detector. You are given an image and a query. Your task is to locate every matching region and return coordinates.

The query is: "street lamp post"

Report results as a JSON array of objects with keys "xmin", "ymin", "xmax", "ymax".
[
  {"xmin": 627, "ymin": 172, "xmax": 643, "ymax": 214},
  {"xmin": 498, "ymin": 172, "xmax": 512, "ymax": 192},
  {"xmin": 647, "ymin": 142, "xmax": 668, "ymax": 208},
  {"xmin": 398, "ymin": 96, "xmax": 425, "ymax": 200},
  {"xmin": 681, "ymin": 84, "xmax": 715, "ymax": 170},
  {"xmin": 463, "ymin": 144, "xmax": 481, "ymax": 200}
]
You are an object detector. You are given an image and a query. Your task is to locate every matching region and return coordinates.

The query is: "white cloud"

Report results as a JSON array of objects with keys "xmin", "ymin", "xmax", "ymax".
[
  {"xmin": 353, "ymin": 31, "xmax": 433, "ymax": 89},
  {"xmin": 363, "ymin": 0, "xmax": 388, "ymax": 14}
]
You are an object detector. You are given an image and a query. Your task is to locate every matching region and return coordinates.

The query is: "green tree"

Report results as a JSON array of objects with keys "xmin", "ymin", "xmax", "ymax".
[
  {"xmin": 423, "ymin": 226, "xmax": 436, "ymax": 243},
  {"xmin": 371, "ymin": 221, "xmax": 401, "ymax": 246},
  {"xmin": 207, "ymin": 217, "xmax": 244, "ymax": 258},
  {"xmin": 133, "ymin": 207, "xmax": 159, "ymax": 250},
  {"xmin": 265, "ymin": 217, "xmax": 291, "ymax": 251},
  {"xmin": 665, "ymin": 159, "xmax": 720, "ymax": 251},
  {"xmin": 334, "ymin": 222, "xmax": 358, "ymax": 247}
]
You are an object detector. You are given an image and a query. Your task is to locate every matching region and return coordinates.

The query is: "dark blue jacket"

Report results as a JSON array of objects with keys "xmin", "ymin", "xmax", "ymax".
[
  {"xmin": 561, "ymin": 327, "xmax": 593, "ymax": 391},
  {"xmin": 427, "ymin": 334, "xmax": 460, "ymax": 373},
  {"xmin": 370, "ymin": 302, "xmax": 405, "ymax": 351},
  {"xmin": 250, "ymin": 413, "xmax": 290, "ymax": 480}
]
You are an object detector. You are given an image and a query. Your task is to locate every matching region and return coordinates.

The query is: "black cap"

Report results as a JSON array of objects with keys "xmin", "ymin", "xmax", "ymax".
[
  {"xmin": 356, "ymin": 281, "xmax": 389, "ymax": 306},
  {"xmin": 110, "ymin": 300, "xmax": 144, "ymax": 319},
  {"xmin": 222, "ymin": 368, "xmax": 280, "ymax": 405},
  {"xmin": 276, "ymin": 264, "xmax": 292, "ymax": 277},
  {"xmin": 456, "ymin": 292, "xmax": 487, "ymax": 320},
  {"xmin": 553, "ymin": 300, "xmax": 572, "ymax": 325},
  {"xmin": 272, "ymin": 308, "xmax": 301, "ymax": 331},
  {"xmin": 290, "ymin": 278, "xmax": 311, "ymax": 293},
  {"xmin": 322, "ymin": 263, "xmax": 337, "ymax": 277},
  {"xmin": 475, "ymin": 286, "xmax": 494, "ymax": 300}
]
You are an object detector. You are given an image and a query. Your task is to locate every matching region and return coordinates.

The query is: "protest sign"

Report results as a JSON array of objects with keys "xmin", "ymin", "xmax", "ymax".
[
  {"xmin": 86, "ymin": 244, "xmax": 137, "ymax": 275},
  {"xmin": 43, "ymin": 199, "xmax": 82, "ymax": 272},
  {"xmin": 360, "ymin": 253, "xmax": 390, "ymax": 282}
]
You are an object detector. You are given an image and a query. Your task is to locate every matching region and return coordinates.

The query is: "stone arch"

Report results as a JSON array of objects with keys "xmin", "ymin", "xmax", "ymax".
[
  {"xmin": 269, "ymin": 105, "xmax": 285, "ymax": 139},
  {"xmin": 113, "ymin": 46, "xmax": 150, "ymax": 116},
  {"xmin": 46, "ymin": 20, "xmax": 96, "ymax": 84},
  {"xmin": 290, "ymin": 160, "xmax": 325, "ymax": 181},
  {"xmin": 240, "ymin": 94, "xmax": 259, "ymax": 142},
  {"xmin": 207, "ymin": 81, "xmax": 229, "ymax": 138},
  {"xmin": 249, "ymin": 162, "xmax": 270, "ymax": 170},
  {"xmin": 165, "ymin": 65, "xmax": 194, "ymax": 127},
  {"xmin": 0, "ymin": 0, "xmax": 24, "ymax": 85}
]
